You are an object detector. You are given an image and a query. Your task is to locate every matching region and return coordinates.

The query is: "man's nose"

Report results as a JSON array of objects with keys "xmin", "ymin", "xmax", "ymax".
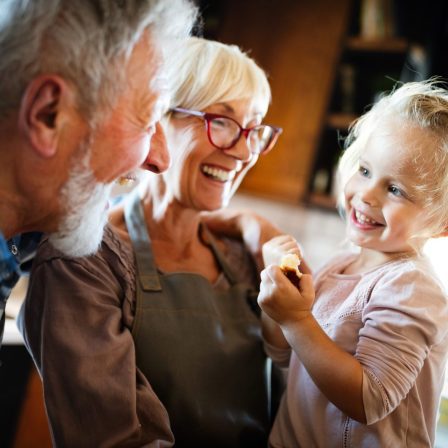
[{"xmin": 142, "ymin": 122, "xmax": 170, "ymax": 174}]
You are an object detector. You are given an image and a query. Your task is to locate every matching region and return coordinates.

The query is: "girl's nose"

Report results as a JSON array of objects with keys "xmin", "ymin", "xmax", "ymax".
[
  {"xmin": 359, "ymin": 183, "xmax": 380, "ymax": 206},
  {"xmin": 142, "ymin": 122, "xmax": 170, "ymax": 174}
]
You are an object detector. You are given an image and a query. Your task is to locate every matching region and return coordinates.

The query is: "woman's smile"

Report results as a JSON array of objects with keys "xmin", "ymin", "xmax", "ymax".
[{"xmin": 200, "ymin": 163, "xmax": 237, "ymax": 183}]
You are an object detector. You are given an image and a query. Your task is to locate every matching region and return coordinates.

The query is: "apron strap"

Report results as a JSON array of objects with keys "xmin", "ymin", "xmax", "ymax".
[
  {"xmin": 124, "ymin": 191, "xmax": 162, "ymax": 292},
  {"xmin": 200, "ymin": 223, "xmax": 239, "ymax": 286}
]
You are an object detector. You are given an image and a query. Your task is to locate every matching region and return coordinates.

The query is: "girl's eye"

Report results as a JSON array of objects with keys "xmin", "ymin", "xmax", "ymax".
[
  {"xmin": 358, "ymin": 165, "xmax": 370, "ymax": 177},
  {"xmin": 389, "ymin": 185, "xmax": 404, "ymax": 197}
]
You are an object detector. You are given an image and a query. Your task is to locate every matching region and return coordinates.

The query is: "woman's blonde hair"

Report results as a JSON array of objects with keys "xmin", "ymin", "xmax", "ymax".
[
  {"xmin": 165, "ymin": 36, "xmax": 271, "ymax": 115},
  {"xmin": 337, "ymin": 79, "xmax": 448, "ymax": 238}
]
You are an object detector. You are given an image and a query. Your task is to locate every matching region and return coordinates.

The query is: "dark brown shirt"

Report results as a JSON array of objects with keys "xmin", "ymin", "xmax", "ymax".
[{"xmin": 18, "ymin": 224, "xmax": 258, "ymax": 448}]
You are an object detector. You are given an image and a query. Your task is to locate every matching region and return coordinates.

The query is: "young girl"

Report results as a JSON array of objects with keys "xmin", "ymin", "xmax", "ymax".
[{"xmin": 258, "ymin": 80, "xmax": 448, "ymax": 447}]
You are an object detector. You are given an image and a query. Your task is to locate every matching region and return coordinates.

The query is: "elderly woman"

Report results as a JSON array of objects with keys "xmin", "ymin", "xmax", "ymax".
[{"xmin": 19, "ymin": 37, "xmax": 282, "ymax": 448}]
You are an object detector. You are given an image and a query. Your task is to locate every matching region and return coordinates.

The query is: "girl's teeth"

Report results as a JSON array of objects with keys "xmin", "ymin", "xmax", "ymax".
[
  {"xmin": 202, "ymin": 165, "xmax": 234, "ymax": 182},
  {"xmin": 355, "ymin": 210, "xmax": 378, "ymax": 225}
]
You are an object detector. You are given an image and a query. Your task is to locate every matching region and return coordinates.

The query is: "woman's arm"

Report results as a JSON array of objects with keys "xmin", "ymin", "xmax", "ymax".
[{"xmin": 201, "ymin": 209, "xmax": 283, "ymax": 271}]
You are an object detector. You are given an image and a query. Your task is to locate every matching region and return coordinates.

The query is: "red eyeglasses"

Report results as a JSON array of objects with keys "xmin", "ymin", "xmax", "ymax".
[{"xmin": 171, "ymin": 107, "xmax": 282, "ymax": 155}]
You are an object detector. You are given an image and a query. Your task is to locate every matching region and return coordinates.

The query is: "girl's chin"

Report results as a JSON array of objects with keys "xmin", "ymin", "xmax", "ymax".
[{"xmin": 346, "ymin": 229, "xmax": 372, "ymax": 247}]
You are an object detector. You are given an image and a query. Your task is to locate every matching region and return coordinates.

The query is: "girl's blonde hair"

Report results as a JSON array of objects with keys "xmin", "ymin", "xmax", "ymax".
[
  {"xmin": 337, "ymin": 79, "xmax": 448, "ymax": 238},
  {"xmin": 165, "ymin": 36, "xmax": 271, "ymax": 115}
]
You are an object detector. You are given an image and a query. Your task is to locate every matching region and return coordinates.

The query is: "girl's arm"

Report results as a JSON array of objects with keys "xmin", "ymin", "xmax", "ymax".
[
  {"xmin": 258, "ymin": 265, "xmax": 366, "ymax": 423},
  {"xmin": 261, "ymin": 311, "xmax": 289, "ymax": 349}
]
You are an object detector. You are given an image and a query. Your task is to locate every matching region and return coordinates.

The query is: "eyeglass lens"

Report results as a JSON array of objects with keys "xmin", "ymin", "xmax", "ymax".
[{"xmin": 208, "ymin": 117, "xmax": 274, "ymax": 154}]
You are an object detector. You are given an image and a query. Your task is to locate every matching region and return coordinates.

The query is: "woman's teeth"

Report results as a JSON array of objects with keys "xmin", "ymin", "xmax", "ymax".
[
  {"xmin": 355, "ymin": 210, "xmax": 379, "ymax": 225},
  {"xmin": 202, "ymin": 165, "xmax": 235, "ymax": 182}
]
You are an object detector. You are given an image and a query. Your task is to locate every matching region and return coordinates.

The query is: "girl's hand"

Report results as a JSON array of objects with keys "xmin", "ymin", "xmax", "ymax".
[
  {"xmin": 262, "ymin": 235, "xmax": 312, "ymax": 273},
  {"xmin": 258, "ymin": 265, "xmax": 315, "ymax": 326},
  {"xmin": 262, "ymin": 235, "xmax": 301, "ymax": 267}
]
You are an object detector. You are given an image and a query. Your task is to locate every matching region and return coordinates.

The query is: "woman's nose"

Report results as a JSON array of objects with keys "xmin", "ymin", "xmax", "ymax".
[
  {"xmin": 226, "ymin": 134, "xmax": 253, "ymax": 163},
  {"xmin": 142, "ymin": 122, "xmax": 170, "ymax": 174}
]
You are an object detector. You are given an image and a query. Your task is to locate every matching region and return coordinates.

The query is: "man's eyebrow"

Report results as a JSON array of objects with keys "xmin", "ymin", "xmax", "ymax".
[{"xmin": 136, "ymin": 93, "xmax": 156, "ymax": 118}]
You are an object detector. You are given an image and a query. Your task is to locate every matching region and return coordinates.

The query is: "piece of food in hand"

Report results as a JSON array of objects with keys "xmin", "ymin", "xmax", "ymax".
[
  {"xmin": 279, "ymin": 253, "xmax": 302, "ymax": 288},
  {"xmin": 116, "ymin": 174, "xmax": 137, "ymax": 186}
]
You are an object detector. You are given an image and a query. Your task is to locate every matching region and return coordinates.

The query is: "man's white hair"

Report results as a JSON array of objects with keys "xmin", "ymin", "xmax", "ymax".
[
  {"xmin": 47, "ymin": 136, "xmax": 112, "ymax": 257},
  {"xmin": 0, "ymin": 0, "xmax": 198, "ymax": 119},
  {"xmin": 0, "ymin": 0, "xmax": 198, "ymax": 256}
]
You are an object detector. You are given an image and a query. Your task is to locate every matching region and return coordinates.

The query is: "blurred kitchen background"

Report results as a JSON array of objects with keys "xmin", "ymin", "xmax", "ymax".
[{"xmin": 2, "ymin": 0, "xmax": 448, "ymax": 446}]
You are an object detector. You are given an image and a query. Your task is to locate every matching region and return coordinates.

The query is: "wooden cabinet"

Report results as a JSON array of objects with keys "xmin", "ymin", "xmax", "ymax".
[
  {"xmin": 306, "ymin": 1, "xmax": 410, "ymax": 210},
  {"xmin": 305, "ymin": 0, "xmax": 448, "ymax": 210},
  {"xmin": 199, "ymin": 0, "xmax": 352, "ymax": 203},
  {"xmin": 0, "ymin": 345, "xmax": 51, "ymax": 448},
  {"xmin": 13, "ymin": 366, "xmax": 52, "ymax": 448},
  {"xmin": 198, "ymin": 0, "xmax": 448, "ymax": 205}
]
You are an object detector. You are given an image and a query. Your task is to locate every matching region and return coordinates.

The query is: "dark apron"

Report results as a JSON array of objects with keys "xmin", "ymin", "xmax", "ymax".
[{"xmin": 124, "ymin": 194, "xmax": 269, "ymax": 447}]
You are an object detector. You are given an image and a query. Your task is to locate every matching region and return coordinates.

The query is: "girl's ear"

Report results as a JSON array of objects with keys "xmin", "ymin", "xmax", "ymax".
[{"xmin": 18, "ymin": 75, "xmax": 70, "ymax": 158}]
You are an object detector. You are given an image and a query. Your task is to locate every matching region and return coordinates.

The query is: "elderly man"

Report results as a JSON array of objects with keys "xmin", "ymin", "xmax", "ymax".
[{"xmin": 0, "ymin": 0, "xmax": 197, "ymax": 346}]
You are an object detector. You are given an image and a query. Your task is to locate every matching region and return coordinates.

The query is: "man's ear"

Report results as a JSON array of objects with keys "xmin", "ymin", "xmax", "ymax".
[{"xmin": 18, "ymin": 75, "xmax": 69, "ymax": 158}]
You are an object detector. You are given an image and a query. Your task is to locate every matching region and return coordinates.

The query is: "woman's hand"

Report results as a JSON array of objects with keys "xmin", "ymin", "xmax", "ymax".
[
  {"xmin": 201, "ymin": 209, "xmax": 283, "ymax": 270},
  {"xmin": 258, "ymin": 265, "xmax": 315, "ymax": 326}
]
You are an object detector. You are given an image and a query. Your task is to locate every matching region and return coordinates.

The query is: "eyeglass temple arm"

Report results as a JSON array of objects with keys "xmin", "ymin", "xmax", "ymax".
[
  {"xmin": 273, "ymin": 126, "xmax": 283, "ymax": 134},
  {"xmin": 171, "ymin": 107, "xmax": 205, "ymax": 118}
]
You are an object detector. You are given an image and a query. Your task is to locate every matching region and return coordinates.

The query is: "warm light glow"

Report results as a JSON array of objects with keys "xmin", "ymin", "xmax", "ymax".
[
  {"xmin": 424, "ymin": 238, "xmax": 448, "ymax": 292},
  {"xmin": 424, "ymin": 238, "xmax": 448, "ymax": 402}
]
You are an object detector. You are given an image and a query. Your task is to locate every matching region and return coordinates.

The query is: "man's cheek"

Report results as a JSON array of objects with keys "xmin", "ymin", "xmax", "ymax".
[{"xmin": 116, "ymin": 132, "xmax": 151, "ymax": 169}]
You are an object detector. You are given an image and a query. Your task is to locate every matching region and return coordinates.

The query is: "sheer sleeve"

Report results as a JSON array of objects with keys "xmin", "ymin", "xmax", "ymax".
[{"xmin": 356, "ymin": 263, "xmax": 448, "ymax": 424}]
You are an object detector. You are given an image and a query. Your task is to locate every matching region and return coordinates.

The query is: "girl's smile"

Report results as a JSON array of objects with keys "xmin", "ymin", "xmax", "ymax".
[
  {"xmin": 350, "ymin": 208, "xmax": 384, "ymax": 230},
  {"xmin": 344, "ymin": 117, "xmax": 433, "ymax": 259}
]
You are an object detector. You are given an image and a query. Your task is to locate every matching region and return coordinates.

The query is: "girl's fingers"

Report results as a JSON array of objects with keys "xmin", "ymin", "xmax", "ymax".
[
  {"xmin": 298, "ymin": 274, "xmax": 313, "ymax": 290},
  {"xmin": 299, "ymin": 259, "xmax": 312, "ymax": 275}
]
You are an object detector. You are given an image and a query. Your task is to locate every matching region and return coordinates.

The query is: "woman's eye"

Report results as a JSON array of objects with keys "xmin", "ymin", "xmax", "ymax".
[{"xmin": 211, "ymin": 118, "xmax": 230, "ymax": 129}]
